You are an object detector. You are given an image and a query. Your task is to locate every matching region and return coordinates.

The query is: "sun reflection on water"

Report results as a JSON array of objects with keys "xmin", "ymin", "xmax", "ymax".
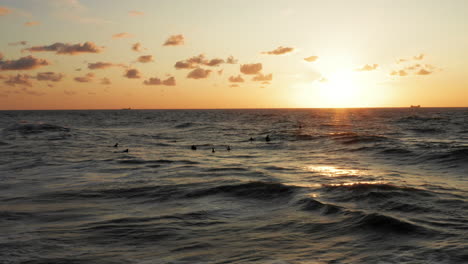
[{"xmin": 305, "ymin": 165, "xmax": 365, "ymax": 177}]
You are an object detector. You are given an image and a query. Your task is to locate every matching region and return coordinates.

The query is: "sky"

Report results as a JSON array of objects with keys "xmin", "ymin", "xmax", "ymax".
[{"xmin": 0, "ymin": 0, "xmax": 467, "ymax": 109}]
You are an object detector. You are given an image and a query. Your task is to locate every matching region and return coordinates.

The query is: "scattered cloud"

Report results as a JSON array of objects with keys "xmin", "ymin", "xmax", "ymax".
[
  {"xmin": 205, "ymin": 58, "xmax": 224, "ymax": 67},
  {"xmin": 416, "ymin": 69, "xmax": 432, "ymax": 75},
  {"xmin": 318, "ymin": 77, "xmax": 328, "ymax": 82},
  {"xmin": 356, "ymin": 64, "xmax": 379, "ymax": 71},
  {"xmin": 252, "ymin": 73, "xmax": 273, "ymax": 81},
  {"xmin": 230, "ymin": 84, "xmax": 239, "ymax": 88},
  {"xmin": 137, "ymin": 55, "xmax": 154, "ymax": 63},
  {"xmin": 124, "ymin": 68, "xmax": 141, "ymax": 79},
  {"xmin": 0, "ymin": 55, "xmax": 49, "ymax": 71},
  {"xmin": 262, "ymin": 46, "xmax": 294, "ymax": 55},
  {"xmin": 226, "ymin": 56, "xmax": 238, "ymax": 64},
  {"xmin": 390, "ymin": 70, "xmax": 408, "ymax": 76},
  {"xmin": 8, "ymin": 41, "xmax": 28, "ymax": 46},
  {"xmin": 413, "ymin": 54, "xmax": 425, "ymax": 60},
  {"xmin": 132, "ymin": 42, "xmax": 143, "ymax": 52},
  {"xmin": 112, "ymin": 32, "xmax": 133, "ymax": 39},
  {"xmin": 240, "ymin": 63, "xmax": 262, "ymax": 75},
  {"xmin": 143, "ymin": 76, "xmax": 176, "ymax": 86},
  {"xmin": 163, "ymin": 34, "xmax": 184, "ymax": 46},
  {"xmin": 187, "ymin": 68, "xmax": 211, "ymax": 79},
  {"xmin": 21, "ymin": 87, "xmax": 45, "ymax": 96},
  {"xmin": 228, "ymin": 75, "xmax": 244, "ymax": 83},
  {"xmin": 162, "ymin": 76, "xmax": 176, "ymax": 86},
  {"xmin": 129, "ymin": 10, "xmax": 144, "ymax": 16},
  {"xmin": 175, "ymin": 54, "xmax": 226, "ymax": 69},
  {"xmin": 24, "ymin": 42, "xmax": 103, "ymax": 55},
  {"xmin": 217, "ymin": 69, "xmax": 224, "ymax": 75},
  {"xmin": 74, "ymin": 72, "xmax": 95, "ymax": 82},
  {"xmin": 36, "ymin": 72, "xmax": 64, "ymax": 82},
  {"xmin": 64, "ymin": 90, "xmax": 77, "ymax": 96},
  {"xmin": 304, "ymin": 56, "xmax": 318, "ymax": 62},
  {"xmin": 100, "ymin": 77, "xmax": 111, "ymax": 85},
  {"xmin": 0, "ymin": 6, "xmax": 12, "ymax": 16},
  {"xmin": 24, "ymin": 21, "xmax": 40, "ymax": 26},
  {"xmin": 4, "ymin": 74, "xmax": 32, "ymax": 87},
  {"xmin": 88, "ymin": 62, "xmax": 116, "ymax": 70}
]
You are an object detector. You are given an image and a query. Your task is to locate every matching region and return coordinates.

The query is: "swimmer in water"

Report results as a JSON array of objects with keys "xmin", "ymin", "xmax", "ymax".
[
  {"xmin": 191, "ymin": 145, "xmax": 197, "ymax": 150},
  {"xmin": 265, "ymin": 135, "xmax": 271, "ymax": 142}
]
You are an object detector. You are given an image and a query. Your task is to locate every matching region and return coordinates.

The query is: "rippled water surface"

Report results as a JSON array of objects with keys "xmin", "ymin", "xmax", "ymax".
[{"xmin": 0, "ymin": 108, "xmax": 467, "ymax": 264}]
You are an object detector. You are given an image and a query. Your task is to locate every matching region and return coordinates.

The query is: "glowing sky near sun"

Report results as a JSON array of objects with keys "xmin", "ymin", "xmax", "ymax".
[{"xmin": 0, "ymin": 0, "xmax": 467, "ymax": 109}]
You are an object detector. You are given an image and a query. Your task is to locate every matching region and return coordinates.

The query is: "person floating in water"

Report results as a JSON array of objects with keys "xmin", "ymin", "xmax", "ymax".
[
  {"xmin": 113, "ymin": 143, "xmax": 119, "ymax": 147},
  {"xmin": 249, "ymin": 137, "xmax": 255, "ymax": 141},
  {"xmin": 191, "ymin": 145, "xmax": 197, "ymax": 150},
  {"xmin": 212, "ymin": 148, "xmax": 215, "ymax": 153},
  {"xmin": 265, "ymin": 135, "xmax": 271, "ymax": 142},
  {"xmin": 123, "ymin": 149, "xmax": 129, "ymax": 153},
  {"xmin": 227, "ymin": 145, "xmax": 231, "ymax": 151}
]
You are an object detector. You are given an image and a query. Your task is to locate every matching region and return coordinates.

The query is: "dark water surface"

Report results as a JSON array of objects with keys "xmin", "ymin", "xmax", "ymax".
[{"xmin": 0, "ymin": 108, "xmax": 467, "ymax": 264}]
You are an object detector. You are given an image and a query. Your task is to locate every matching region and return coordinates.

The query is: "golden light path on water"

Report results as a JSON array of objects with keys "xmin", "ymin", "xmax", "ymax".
[{"xmin": 305, "ymin": 165, "xmax": 365, "ymax": 177}]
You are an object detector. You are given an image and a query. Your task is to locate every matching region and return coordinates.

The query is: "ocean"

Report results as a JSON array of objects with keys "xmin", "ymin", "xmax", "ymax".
[{"xmin": 0, "ymin": 108, "xmax": 467, "ymax": 264}]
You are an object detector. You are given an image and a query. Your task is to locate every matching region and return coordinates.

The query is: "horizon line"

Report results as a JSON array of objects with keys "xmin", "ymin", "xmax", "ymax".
[{"xmin": 1, "ymin": 106, "xmax": 468, "ymax": 111}]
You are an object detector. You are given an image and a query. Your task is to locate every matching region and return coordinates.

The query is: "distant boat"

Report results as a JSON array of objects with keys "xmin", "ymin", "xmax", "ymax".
[
  {"xmin": 410, "ymin": 105, "xmax": 421, "ymax": 108},
  {"xmin": 121, "ymin": 107, "xmax": 132, "ymax": 110}
]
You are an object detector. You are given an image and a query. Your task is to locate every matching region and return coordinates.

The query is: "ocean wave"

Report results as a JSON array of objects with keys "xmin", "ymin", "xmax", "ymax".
[
  {"xmin": 396, "ymin": 115, "xmax": 445, "ymax": 123},
  {"xmin": 3, "ymin": 122, "xmax": 70, "ymax": 134},
  {"xmin": 408, "ymin": 128, "xmax": 444, "ymax": 134},
  {"xmin": 328, "ymin": 132, "xmax": 388, "ymax": 145},
  {"xmin": 296, "ymin": 198, "xmax": 343, "ymax": 215},
  {"xmin": 174, "ymin": 122, "xmax": 195, "ymax": 129},
  {"xmin": 429, "ymin": 147, "xmax": 468, "ymax": 163},
  {"xmin": 321, "ymin": 182, "xmax": 434, "ymax": 202},
  {"xmin": 349, "ymin": 212, "xmax": 430, "ymax": 235},
  {"xmin": 379, "ymin": 147, "xmax": 413, "ymax": 155},
  {"xmin": 185, "ymin": 181, "xmax": 299, "ymax": 200}
]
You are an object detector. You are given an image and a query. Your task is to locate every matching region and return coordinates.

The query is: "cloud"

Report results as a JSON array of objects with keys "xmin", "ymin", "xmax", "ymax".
[
  {"xmin": 4, "ymin": 74, "xmax": 32, "ymax": 87},
  {"xmin": 129, "ymin": 10, "xmax": 144, "ymax": 16},
  {"xmin": 21, "ymin": 87, "xmax": 45, "ymax": 96},
  {"xmin": 143, "ymin": 76, "xmax": 176, "ymax": 86},
  {"xmin": 397, "ymin": 58, "xmax": 408, "ymax": 64},
  {"xmin": 36, "ymin": 72, "xmax": 64, "ymax": 82},
  {"xmin": 24, "ymin": 21, "xmax": 40, "ymax": 26},
  {"xmin": 205, "ymin": 58, "xmax": 224, "ymax": 67},
  {"xmin": 416, "ymin": 69, "xmax": 432, "ymax": 75},
  {"xmin": 262, "ymin": 46, "xmax": 294, "ymax": 55},
  {"xmin": 0, "ymin": 6, "xmax": 12, "ymax": 16},
  {"xmin": 390, "ymin": 70, "xmax": 408, "ymax": 76},
  {"xmin": 413, "ymin": 54, "xmax": 425, "ymax": 60},
  {"xmin": 252, "ymin": 73, "xmax": 273, "ymax": 81},
  {"xmin": 240, "ymin": 63, "xmax": 262, "ymax": 75},
  {"xmin": 74, "ymin": 73, "xmax": 95, "ymax": 82},
  {"xmin": 124, "ymin": 68, "xmax": 141, "ymax": 79},
  {"xmin": 356, "ymin": 64, "xmax": 379, "ymax": 71},
  {"xmin": 217, "ymin": 69, "xmax": 224, "ymax": 75},
  {"xmin": 162, "ymin": 76, "xmax": 176, "ymax": 86},
  {"xmin": 304, "ymin": 56, "xmax": 318, "ymax": 62},
  {"xmin": 226, "ymin": 56, "xmax": 238, "ymax": 64},
  {"xmin": 100, "ymin": 77, "xmax": 111, "ymax": 85},
  {"xmin": 187, "ymin": 68, "xmax": 211, "ymax": 79},
  {"xmin": 132, "ymin": 42, "xmax": 143, "ymax": 52},
  {"xmin": 88, "ymin": 62, "xmax": 116, "ymax": 70},
  {"xmin": 24, "ymin": 42, "xmax": 103, "ymax": 55},
  {"xmin": 230, "ymin": 84, "xmax": 239, "ymax": 88},
  {"xmin": 0, "ymin": 55, "xmax": 49, "ymax": 71},
  {"xmin": 228, "ymin": 75, "xmax": 244, "ymax": 83},
  {"xmin": 137, "ymin": 55, "xmax": 154, "ymax": 63},
  {"xmin": 175, "ymin": 54, "xmax": 225, "ymax": 69},
  {"xmin": 112, "ymin": 32, "xmax": 133, "ymax": 39},
  {"xmin": 163, "ymin": 34, "xmax": 184, "ymax": 46},
  {"xmin": 64, "ymin": 90, "xmax": 76, "ymax": 96},
  {"xmin": 8, "ymin": 41, "xmax": 28, "ymax": 46}
]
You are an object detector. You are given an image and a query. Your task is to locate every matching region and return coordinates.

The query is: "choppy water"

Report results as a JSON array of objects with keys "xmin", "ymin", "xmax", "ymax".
[{"xmin": 0, "ymin": 108, "xmax": 467, "ymax": 264}]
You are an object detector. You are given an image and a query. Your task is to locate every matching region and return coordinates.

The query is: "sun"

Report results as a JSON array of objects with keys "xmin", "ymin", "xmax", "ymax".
[{"xmin": 318, "ymin": 70, "xmax": 361, "ymax": 108}]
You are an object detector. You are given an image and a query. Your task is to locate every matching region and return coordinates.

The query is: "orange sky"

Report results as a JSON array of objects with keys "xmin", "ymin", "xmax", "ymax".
[{"xmin": 1, "ymin": 0, "xmax": 467, "ymax": 109}]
